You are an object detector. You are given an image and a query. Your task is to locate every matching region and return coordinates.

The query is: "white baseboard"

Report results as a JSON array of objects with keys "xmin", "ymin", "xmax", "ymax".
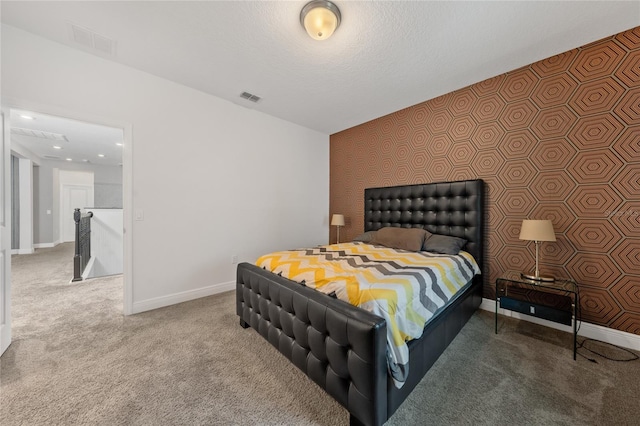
[
  {"xmin": 132, "ymin": 280, "xmax": 235, "ymax": 314},
  {"xmin": 33, "ymin": 242, "xmax": 55, "ymax": 249},
  {"xmin": 481, "ymin": 298, "xmax": 640, "ymax": 352},
  {"xmin": 11, "ymin": 248, "xmax": 34, "ymax": 255},
  {"xmin": 1, "ymin": 323, "xmax": 10, "ymax": 356}
]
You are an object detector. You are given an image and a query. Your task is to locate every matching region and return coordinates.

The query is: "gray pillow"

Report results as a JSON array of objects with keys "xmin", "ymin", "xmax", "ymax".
[
  {"xmin": 353, "ymin": 231, "xmax": 377, "ymax": 243},
  {"xmin": 422, "ymin": 234, "xmax": 467, "ymax": 255},
  {"xmin": 370, "ymin": 227, "xmax": 430, "ymax": 252}
]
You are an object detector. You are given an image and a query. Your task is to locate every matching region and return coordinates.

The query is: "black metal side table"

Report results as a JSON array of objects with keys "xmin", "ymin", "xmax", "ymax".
[{"xmin": 495, "ymin": 271, "xmax": 579, "ymax": 360}]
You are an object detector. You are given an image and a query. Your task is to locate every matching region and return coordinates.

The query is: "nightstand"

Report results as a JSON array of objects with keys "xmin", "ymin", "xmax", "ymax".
[{"xmin": 495, "ymin": 271, "xmax": 579, "ymax": 360}]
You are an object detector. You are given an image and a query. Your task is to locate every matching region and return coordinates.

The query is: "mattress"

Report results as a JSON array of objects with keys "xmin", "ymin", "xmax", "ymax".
[{"xmin": 256, "ymin": 241, "xmax": 481, "ymax": 387}]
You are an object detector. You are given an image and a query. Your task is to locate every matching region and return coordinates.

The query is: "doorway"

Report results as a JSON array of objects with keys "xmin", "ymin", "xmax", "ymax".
[
  {"xmin": 1, "ymin": 106, "xmax": 132, "ymax": 356},
  {"xmin": 61, "ymin": 179, "xmax": 95, "ymax": 243},
  {"xmin": 62, "ymin": 185, "xmax": 93, "ymax": 242}
]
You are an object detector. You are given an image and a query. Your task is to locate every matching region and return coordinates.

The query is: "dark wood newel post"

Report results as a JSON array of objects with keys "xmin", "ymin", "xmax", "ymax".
[{"xmin": 72, "ymin": 208, "xmax": 82, "ymax": 282}]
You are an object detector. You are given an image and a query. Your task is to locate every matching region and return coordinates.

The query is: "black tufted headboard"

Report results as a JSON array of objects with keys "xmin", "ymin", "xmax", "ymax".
[{"xmin": 364, "ymin": 179, "xmax": 485, "ymax": 269}]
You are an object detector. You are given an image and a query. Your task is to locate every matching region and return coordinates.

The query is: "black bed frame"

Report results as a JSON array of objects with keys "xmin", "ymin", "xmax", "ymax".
[{"xmin": 236, "ymin": 179, "xmax": 485, "ymax": 425}]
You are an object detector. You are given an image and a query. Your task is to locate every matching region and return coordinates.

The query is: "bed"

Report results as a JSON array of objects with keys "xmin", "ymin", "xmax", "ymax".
[{"xmin": 236, "ymin": 179, "xmax": 485, "ymax": 426}]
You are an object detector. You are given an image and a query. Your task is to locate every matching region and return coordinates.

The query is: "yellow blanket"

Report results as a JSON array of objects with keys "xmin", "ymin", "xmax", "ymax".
[{"xmin": 256, "ymin": 242, "xmax": 481, "ymax": 387}]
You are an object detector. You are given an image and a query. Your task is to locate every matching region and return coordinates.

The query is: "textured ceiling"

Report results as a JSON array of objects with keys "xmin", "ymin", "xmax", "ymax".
[{"xmin": 1, "ymin": 1, "xmax": 639, "ymax": 134}]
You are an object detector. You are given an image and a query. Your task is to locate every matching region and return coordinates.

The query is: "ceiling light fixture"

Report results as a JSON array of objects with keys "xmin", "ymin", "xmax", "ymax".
[
  {"xmin": 98, "ymin": 154, "xmax": 105, "ymax": 157},
  {"xmin": 116, "ymin": 142, "xmax": 123, "ymax": 146},
  {"xmin": 53, "ymin": 145, "xmax": 62, "ymax": 150},
  {"xmin": 20, "ymin": 114, "xmax": 35, "ymax": 120},
  {"xmin": 66, "ymin": 158, "xmax": 73, "ymax": 161},
  {"xmin": 300, "ymin": 0, "xmax": 341, "ymax": 41}
]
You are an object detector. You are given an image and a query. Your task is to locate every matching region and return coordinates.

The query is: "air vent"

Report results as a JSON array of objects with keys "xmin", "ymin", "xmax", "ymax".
[
  {"xmin": 240, "ymin": 92, "xmax": 261, "ymax": 103},
  {"xmin": 44, "ymin": 155, "xmax": 61, "ymax": 160},
  {"xmin": 68, "ymin": 22, "xmax": 117, "ymax": 56},
  {"xmin": 11, "ymin": 127, "xmax": 68, "ymax": 141}
]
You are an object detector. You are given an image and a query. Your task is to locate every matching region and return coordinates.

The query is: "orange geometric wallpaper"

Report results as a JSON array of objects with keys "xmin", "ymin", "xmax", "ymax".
[{"xmin": 330, "ymin": 27, "xmax": 640, "ymax": 335}]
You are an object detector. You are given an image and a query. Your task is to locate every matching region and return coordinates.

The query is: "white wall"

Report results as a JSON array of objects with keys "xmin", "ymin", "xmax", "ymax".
[
  {"xmin": 1, "ymin": 25, "xmax": 330, "ymax": 311},
  {"xmin": 52, "ymin": 167, "xmax": 60, "ymax": 244},
  {"xmin": 35, "ymin": 158, "xmax": 120, "ymax": 245},
  {"xmin": 51, "ymin": 161, "xmax": 122, "ymax": 208},
  {"xmin": 59, "ymin": 169, "xmax": 94, "ymax": 186},
  {"xmin": 58, "ymin": 170, "xmax": 94, "ymax": 243},
  {"xmin": 88, "ymin": 208, "xmax": 123, "ymax": 278},
  {"xmin": 17, "ymin": 158, "xmax": 33, "ymax": 254},
  {"xmin": 10, "ymin": 140, "xmax": 44, "ymax": 245},
  {"xmin": 9, "ymin": 142, "xmax": 37, "ymax": 253}
]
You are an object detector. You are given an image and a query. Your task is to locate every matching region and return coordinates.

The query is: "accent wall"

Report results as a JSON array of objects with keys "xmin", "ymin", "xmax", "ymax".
[{"xmin": 330, "ymin": 27, "xmax": 640, "ymax": 334}]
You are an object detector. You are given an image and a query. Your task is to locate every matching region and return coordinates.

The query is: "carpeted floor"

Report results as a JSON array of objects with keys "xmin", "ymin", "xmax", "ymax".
[{"xmin": 1, "ymin": 243, "xmax": 639, "ymax": 425}]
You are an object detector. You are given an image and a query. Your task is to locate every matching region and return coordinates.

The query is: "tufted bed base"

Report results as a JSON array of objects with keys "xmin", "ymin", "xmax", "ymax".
[{"xmin": 236, "ymin": 179, "xmax": 485, "ymax": 425}]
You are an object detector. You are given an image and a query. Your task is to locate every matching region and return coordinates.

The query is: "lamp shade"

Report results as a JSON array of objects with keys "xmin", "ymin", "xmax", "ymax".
[
  {"xmin": 331, "ymin": 214, "xmax": 345, "ymax": 226},
  {"xmin": 300, "ymin": 0, "xmax": 341, "ymax": 41},
  {"xmin": 519, "ymin": 220, "xmax": 556, "ymax": 242}
]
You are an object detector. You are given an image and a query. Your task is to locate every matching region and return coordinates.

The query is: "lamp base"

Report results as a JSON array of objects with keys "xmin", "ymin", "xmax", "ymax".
[{"xmin": 521, "ymin": 272, "xmax": 555, "ymax": 282}]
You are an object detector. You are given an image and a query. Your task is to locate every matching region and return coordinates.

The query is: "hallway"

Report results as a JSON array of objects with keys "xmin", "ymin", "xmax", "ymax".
[{"xmin": 10, "ymin": 242, "xmax": 122, "ymax": 342}]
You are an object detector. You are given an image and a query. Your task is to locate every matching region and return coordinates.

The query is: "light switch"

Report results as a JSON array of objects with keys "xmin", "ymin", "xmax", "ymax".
[
  {"xmin": 46, "ymin": 209, "xmax": 51, "ymax": 215},
  {"xmin": 135, "ymin": 209, "xmax": 144, "ymax": 221}
]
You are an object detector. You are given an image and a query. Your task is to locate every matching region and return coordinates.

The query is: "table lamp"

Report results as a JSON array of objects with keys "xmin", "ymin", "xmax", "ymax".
[
  {"xmin": 519, "ymin": 219, "xmax": 556, "ymax": 282},
  {"xmin": 331, "ymin": 214, "xmax": 345, "ymax": 244}
]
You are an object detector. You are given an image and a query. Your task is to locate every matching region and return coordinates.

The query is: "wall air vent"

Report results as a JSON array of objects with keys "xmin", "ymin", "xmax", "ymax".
[
  {"xmin": 11, "ymin": 127, "xmax": 69, "ymax": 141},
  {"xmin": 67, "ymin": 22, "xmax": 117, "ymax": 56},
  {"xmin": 240, "ymin": 92, "xmax": 262, "ymax": 103}
]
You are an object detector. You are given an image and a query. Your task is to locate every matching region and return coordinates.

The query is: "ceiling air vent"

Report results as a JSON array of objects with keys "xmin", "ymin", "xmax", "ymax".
[
  {"xmin": 11, "ymin": 127, "xmax": 69, "ymax": 141},
  {"xmin": 44, "ymin": 155, "xmax": 61, "ymax": 160},
  {"xmin": 68, "ymin": 22, "xmax": 117, "ymax": 56},
  {"xmin": 240, "ymin": 92, "xmax": 261, "ymax": 103}
]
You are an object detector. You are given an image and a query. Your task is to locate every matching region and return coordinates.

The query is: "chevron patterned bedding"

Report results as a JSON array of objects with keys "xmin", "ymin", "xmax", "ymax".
[{"xmin": 256, "ymin": 241, "xmax": 481, "ymax": 388}]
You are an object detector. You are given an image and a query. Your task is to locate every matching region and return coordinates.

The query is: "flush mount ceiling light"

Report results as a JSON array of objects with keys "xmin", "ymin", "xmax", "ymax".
[{"xmin": 300, "ymin": 0, "xmax": 341, "ymax": 41}]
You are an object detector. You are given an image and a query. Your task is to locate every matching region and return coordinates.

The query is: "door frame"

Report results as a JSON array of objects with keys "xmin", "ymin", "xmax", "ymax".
[
  {"xmin": 58, "ymin": 169, "xmax": 95, "ymax": 243},
  {"xmin": 60, "ymin": 181, "xmax": 94, "ymax": 243},
  {"xmin": 1, "ymin": 99, "xmax": 134, "ymax": 318},
  {"xmin": 1, "ymin": 111, "xmax": 12, "ymax": 355}
]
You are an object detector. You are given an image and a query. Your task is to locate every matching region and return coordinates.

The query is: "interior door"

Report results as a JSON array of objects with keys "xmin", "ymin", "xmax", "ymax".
[
  {"xmin": 1, "ymin": 111, "xmax": 12, "ymax": 355},
  {"xmin": 62, "ymin": 184, "xmax": 93, "ymax": 242}
]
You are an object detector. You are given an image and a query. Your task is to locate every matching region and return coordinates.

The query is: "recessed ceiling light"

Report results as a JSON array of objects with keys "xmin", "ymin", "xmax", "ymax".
[
  {"xmin": 116, "ymin": 142, "xmax": 123, "ymax": 146},
  {"xmin": 53, "ymin": 145, "xmax": 62, "ymax": 150},
  {"xmin": 98, "ymin": 154, "xmax": 105, "ymax": 157},
  {"xmin": 20, "ymin": 114, "xmax": 35, "ymax": 120},
  {"xmin": 66, "ymin": 158, "xmax": 73, "ymax": 161},
  {"xmin": 82, "ymin": 159, "xmax": 89, "ymax": 162}
]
